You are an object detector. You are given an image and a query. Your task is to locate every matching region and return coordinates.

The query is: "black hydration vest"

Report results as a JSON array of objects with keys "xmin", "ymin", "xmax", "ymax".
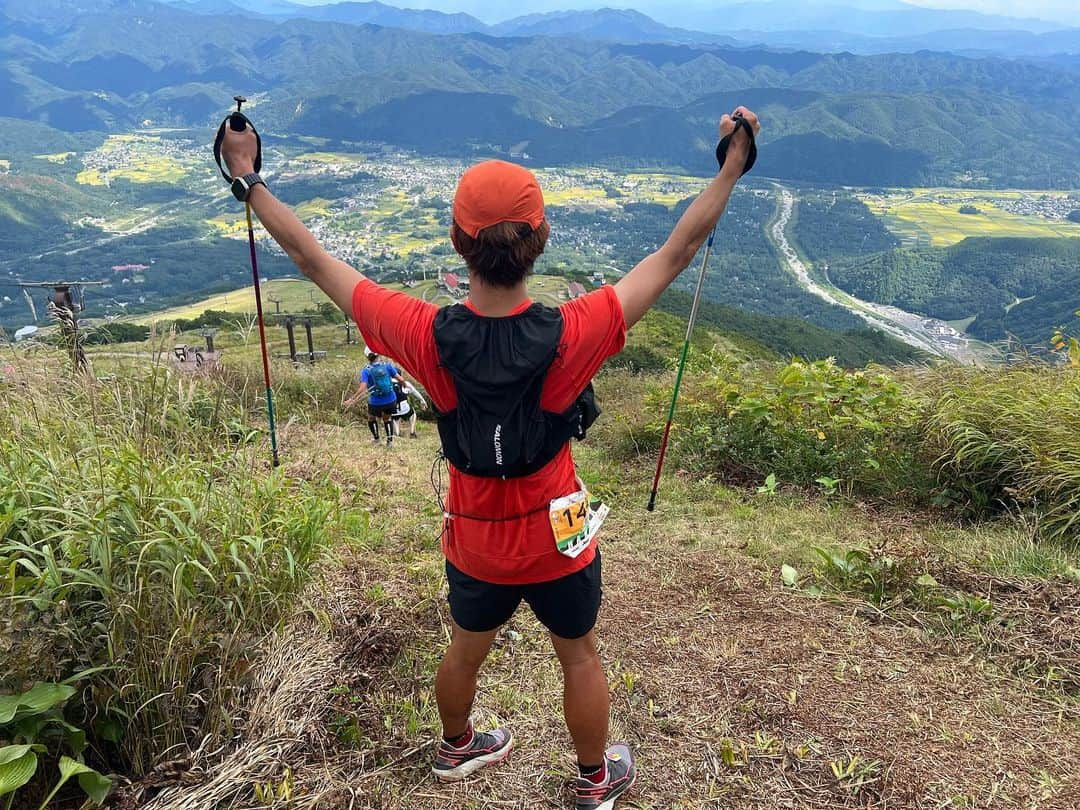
[{"xmin": 433, "ymin": 302, "xmax": 599, "ymax": 479}]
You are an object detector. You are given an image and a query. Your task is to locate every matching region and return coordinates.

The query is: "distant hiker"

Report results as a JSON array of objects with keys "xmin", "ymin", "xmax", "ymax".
[
  {"xmin": 391, "ymin": 378, "xmax": 427, "ymax": 438},
  {"xmin": 344, "ymin": 348, "xmax": 405, "ymax": 445},
  {"xmin": 219, "ymin": 104, "xmax": 759, "ymax": 808}
]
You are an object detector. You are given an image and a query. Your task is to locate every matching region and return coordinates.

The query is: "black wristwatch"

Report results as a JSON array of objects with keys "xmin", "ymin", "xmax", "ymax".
[{"xmin": 231, "ymin": 172, "xmax": 266, "ymax": 202}]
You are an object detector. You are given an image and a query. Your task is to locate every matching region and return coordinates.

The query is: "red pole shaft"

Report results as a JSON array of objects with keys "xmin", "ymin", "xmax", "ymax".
[{"xmin": 246, "ymin": 202, "xmax": 280, "ymax": 467}]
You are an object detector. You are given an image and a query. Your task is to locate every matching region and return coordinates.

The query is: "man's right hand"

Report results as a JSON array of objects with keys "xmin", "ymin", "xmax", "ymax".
[{"xmin": 220, "ymin": 121, "xmax": 258, "ymax": 178}]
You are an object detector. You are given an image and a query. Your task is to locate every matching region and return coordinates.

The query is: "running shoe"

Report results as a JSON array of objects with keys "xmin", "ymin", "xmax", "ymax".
[
  {"xmin": 573, "ymin": 744, "xmax": 636, "ymax": 810},
  {"xmin": 431, "ymin": 727, "xmax": 513, "ymax": 782}
]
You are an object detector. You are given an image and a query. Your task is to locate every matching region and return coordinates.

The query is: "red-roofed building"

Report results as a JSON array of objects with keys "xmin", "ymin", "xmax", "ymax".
[{"xmin": 567, "ymin": 281, "xmax": 587, "ymax": 299}]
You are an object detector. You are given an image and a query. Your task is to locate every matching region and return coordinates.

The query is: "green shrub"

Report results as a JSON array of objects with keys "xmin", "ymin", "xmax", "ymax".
[{"xmin": 659, "ymin": 355, "xmax": 929, "ymax": 497}]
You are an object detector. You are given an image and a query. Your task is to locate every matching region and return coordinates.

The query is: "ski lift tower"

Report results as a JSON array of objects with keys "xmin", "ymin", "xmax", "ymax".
[{"xmin": 8, "ymin": 280, "xmax": 106, "ymax": 373}]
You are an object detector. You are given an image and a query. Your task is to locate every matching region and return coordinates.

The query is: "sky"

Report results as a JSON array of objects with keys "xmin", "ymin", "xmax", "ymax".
[
  {"xmin": 904, "ymin": 0, "xmax": 1077, "ymax": 21},
  {"xmin": 352, "ymin": 0, "xmax": 1080, "ymax": 27}
]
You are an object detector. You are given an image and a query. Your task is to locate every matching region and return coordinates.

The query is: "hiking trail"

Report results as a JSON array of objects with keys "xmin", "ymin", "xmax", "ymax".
[{"xmin": 128, "ymin": 409, "xmax": 1080, "ymax": 809}]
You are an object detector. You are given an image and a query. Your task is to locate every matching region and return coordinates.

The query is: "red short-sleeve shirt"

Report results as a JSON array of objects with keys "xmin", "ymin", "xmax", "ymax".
[{"xmin": 353, "ymin": 279, "xmax": 627, "ymax": 584}]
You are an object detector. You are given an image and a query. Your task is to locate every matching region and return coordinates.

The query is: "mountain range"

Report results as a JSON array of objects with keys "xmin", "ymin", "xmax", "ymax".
[
  {"xmin": 4, "ymin": 0, "xmax": 1080, "ymax": 186},
  {"xmin": 157, "ymin": 1, "xmax": 1080, "ymax": 56}
]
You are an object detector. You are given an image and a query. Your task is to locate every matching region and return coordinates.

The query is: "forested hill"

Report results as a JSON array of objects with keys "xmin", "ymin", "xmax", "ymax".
[
  {"xmin": 656, "ymin": 289, "xmax": 926, "ymax": 367},
  {"xmin": 2, "ymin": 0, "xmax": 1079, "ymax": 186},
  {"xmin": 828, "ymin": 238, "xmax": 1080, "ymax": 349}
]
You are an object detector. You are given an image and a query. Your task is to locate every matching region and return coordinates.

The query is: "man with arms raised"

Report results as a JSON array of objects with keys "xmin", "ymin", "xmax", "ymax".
[{"xmin": 218, "ymin": 106, "xmax": 758, "ymax": 809}]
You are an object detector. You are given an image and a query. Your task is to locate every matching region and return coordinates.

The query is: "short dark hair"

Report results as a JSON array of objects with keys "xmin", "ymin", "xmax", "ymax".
[{"xmin": 451, "ymin": 219, "xmax": 550, "ymax": 288}]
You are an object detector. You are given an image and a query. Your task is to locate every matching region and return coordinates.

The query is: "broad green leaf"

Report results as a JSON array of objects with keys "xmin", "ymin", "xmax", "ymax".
[
  {"xmin": 915, "ymin": 574, "xmax": 940, "ymax": 588},
  {"xmin": 37, "ymin": 755, "xmax": 91, "ymax": 810},
  {"xmin": 57, "ymin": 756, "xmax": 94, "ymax": 782},
  {"xmin": 0, "ymin": 745, "xmax": 40, "ymax": 766},
  {"xmin": 0, "ymin": 748, "xmax": 37, "ymax": 797},
  {"xmin": 781, "ymin": 564, "xmax": 798, "ymax": 587},
  {"xmin": 0, "ymin": 683, "xmax": 76, "ymax": 724},
  {"xmin": 40, "ymin": 753, "xmax": 98, "ymax": 807},
  {"xmin": 78, "ymin": 769, "xmax": 113, "ymax": 805}
]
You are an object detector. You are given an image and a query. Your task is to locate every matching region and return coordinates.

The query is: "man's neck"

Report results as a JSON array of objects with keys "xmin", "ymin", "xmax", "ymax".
[{"xmin": 465, "ymin": 273, "xmax": 529, "ymax": 317}]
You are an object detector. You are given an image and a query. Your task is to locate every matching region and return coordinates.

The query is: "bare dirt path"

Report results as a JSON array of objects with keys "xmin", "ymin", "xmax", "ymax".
[{"xmin": 134, "ymin": 423, "xmax": 1080, "ymax": 810}]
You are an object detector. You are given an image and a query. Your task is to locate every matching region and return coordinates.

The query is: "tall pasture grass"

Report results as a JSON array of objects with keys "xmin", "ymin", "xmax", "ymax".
[
  {"xmin": 218, "ymin": 355, "xmax": 421, "ymax": 428},
  {"xmin": 915, "ymin": 365, "xmax": 1080, "ymax": 544},
  {"xmin": 1, "ymin": 352, "xmax": 354, "ymax": 774}
]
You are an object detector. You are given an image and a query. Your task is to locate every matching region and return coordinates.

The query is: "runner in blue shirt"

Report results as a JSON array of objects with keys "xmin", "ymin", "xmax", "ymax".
[{"xmin": 345, "ymin": 348, "xmax": 406, "ymax": 445}]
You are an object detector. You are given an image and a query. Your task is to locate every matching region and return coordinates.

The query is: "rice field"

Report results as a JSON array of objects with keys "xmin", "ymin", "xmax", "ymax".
[
  {"xmin": 204, "ymin": 213, "xmax": 249, "ymax": 235},
  {"xmin": 75, "ymin": 134, "xmax": 192, "ymax": 186},
  {"xmin": 535, "ymin": 168, "xmax": 702, "ymax": 208},
  {"xmin": 34, "ymin": 151, "xmax": 76, "ymax": 163},
  {"xmin": 296, "ymin": 151, "xmax": 368, "ymax": 165},
  {"xmin": 295, "ymin": 198, "xmax": 335, "ymax": 219},
  {"xmin": 858, "ymin": 188, "xmax": 1080, "ymax": 246},
  {"xmin": 623, "ymin": 172, "xmax": 701, "ymax": 206}
]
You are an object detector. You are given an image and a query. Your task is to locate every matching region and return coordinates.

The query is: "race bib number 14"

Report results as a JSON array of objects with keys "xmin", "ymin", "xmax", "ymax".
[{"xmin": 549, "ymin": 490, "xmax": 610, "ymax": 559}]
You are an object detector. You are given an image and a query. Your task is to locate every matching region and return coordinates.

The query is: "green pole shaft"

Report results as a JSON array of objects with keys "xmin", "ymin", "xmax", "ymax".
[{"xmin": 647, "ymin": 226, "xmax": 716, "ymax": 511}]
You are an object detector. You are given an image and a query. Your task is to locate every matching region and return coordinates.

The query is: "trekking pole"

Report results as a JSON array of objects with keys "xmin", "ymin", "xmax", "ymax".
[
  {"xmin": 646, "ymin": 225, "xmax": 716, "ymax": 511},
  {"xmin": 218, "ymin": 95, "xmax": 280, "ymax": 467},
  {"xmin": 245, "ymin": 200, "xmax": 280, "ymax": 467}
]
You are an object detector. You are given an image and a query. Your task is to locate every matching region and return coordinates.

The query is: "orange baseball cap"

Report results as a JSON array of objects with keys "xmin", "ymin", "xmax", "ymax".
[{"xmin": 452, "ymin": 160, "xmax": 545, "ymax": 238}]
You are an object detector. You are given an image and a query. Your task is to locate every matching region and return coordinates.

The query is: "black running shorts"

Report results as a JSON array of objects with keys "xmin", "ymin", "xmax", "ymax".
[
  {"xmin": 445, "ymin": 550, "xmax": 602, "ymax": 640},
  {"xmin": 368, "ymin": 401, "xmax": 396, "ymax": 418}
]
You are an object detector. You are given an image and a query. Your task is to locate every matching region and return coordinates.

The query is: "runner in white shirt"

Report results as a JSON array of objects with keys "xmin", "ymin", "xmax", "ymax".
[{"xmin": 391, "ymin": 379, "xmax": 428, "ymax": 438}]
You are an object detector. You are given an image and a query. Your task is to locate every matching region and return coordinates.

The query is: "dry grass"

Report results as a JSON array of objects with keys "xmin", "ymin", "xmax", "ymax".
[{"xmin": 110, "ymin": 419, "xmax": 1080, "ymax": 809}]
